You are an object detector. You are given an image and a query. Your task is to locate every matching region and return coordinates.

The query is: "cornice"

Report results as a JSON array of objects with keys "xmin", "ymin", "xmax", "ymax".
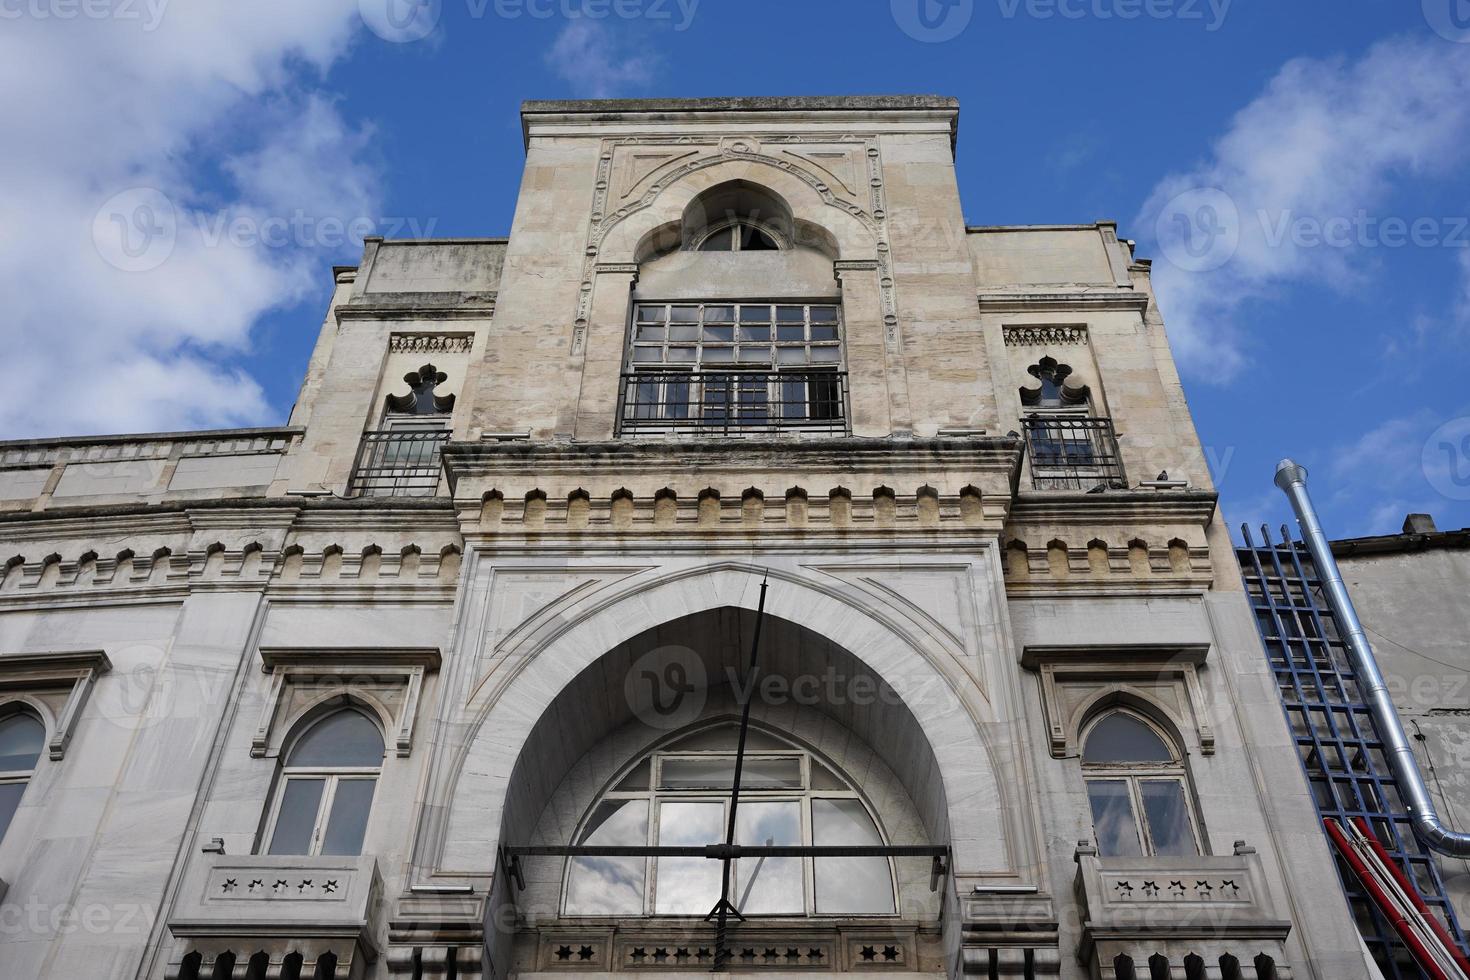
[
  {"xmin": 1006, "ymin": 490, "xmax": 1217, "ymax": 526},
  {"xmin": 976, "ymin": 291, "xmax": 1149, "ymax": 313}
]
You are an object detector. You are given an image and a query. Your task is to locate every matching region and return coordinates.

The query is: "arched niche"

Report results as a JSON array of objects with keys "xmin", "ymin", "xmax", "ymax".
[{"xmin": 432, "ymin": 565, "xmax": 1013, "ymax": 883}]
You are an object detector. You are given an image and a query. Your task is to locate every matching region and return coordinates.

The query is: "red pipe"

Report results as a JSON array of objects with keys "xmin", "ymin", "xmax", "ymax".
[
  {"xmin": 1324, "ymin": 817, "xmax": 1455, "ymax": 980},
  {"xmin": 1352, "ymin": 817, "xmax": 1470, "ymax": 976}
]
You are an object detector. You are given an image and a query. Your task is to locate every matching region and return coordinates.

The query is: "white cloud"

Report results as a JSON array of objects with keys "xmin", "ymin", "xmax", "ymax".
[
  {"xmin": 0, "ymin": 2, "xmax": 376, "ymax": 437},
  {"xmin": 544, "ymin": 20, "xmax": 658, "ymax": 99},
  {"xmin": 1320, "ymin": 410, "xmax": 1451, "ymax": 536},
  {"xmin": 1137, "ymin": 36, "xmax": 1470, "ymax": 380}
]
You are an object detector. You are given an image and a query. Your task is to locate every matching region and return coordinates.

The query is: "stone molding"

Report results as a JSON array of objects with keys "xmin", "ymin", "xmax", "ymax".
[
  {"xmin": 977, "ymin": 292, "xmax": 1149, "ymax": 313},
  {"xmin": 1020, "ymin": 643, "xmax": 1214, "ymax": 757},
  {"xmin": 0, "ymin": 649, "xmax": 111, "ymax": 760},
  {"xmin": 252, "ymin": 647, "xmax": 441, "ymax": 758}
]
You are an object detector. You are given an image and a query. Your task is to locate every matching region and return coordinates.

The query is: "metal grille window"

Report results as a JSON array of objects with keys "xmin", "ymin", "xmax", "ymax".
[
  {"xmin": 1238, "ymin": 526, "xmax": 1469, "ymax": 979},
  {"xmin": 347, "ymin": 418, "xmax": 450, "ymax": 497},
  {"xmin": 619, "ymin": 303, "xmax": 847, "ymax": 436},
  {"xmin": 563, "ymin": 723, "xmax": 896, "ymax": 918},
  {"xmin": 1022, "ymin": 415, "xmax": 1126, "ymax": 490}
]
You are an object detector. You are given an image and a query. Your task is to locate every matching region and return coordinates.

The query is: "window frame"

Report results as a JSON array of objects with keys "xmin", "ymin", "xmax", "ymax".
[
  {"xmin": 691, "ymin": 218, "xmax": 785, "ymax": 252},
  {"xmin": 263, "ymin": 708, "xmax": 385, "ymax": 858},
  {"xmin": 1080, "ymin": 710, "xmax": 1202, "ymax": 858},
  {"xmin": 561, "ymin": 726, "xmax": 898, "ymax": 919},
  {"xmin": 0, "ymin": 708, "xmax": 46, "ymax": 846}
]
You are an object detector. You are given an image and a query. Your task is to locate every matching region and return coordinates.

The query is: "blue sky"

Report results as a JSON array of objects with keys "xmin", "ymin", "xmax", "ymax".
[{"xmin": 4, "ymin": 0, "xmax": 1470, "ymax": 539}]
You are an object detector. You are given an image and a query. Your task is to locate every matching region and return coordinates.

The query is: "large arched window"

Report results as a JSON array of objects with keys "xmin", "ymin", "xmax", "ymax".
[
  {"xmin": 1082, "ymin": 710, "xmax": 1200, "ymax": 857},
  {"xmin": 564, "ymin": 724, "xmax": 896, "ymax": 917},
  {"xmin": 0, "ymin": 710, "xmax": 45, "ymax": 843},
  {"xmin": 266, "ymin": 708, "xmax": 384, "ymax": 857}
]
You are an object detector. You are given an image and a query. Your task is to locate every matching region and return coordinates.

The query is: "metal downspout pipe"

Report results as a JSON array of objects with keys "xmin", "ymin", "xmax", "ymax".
[{"xmin": 1274, "ymin": 459, "xmax": 1470, "ymax": 857}]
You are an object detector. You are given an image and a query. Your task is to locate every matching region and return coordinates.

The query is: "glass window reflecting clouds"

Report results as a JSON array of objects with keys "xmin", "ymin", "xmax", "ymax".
[
  {"xmin": 1081, "ymin": 710, "xmax": 1200, "ymax": 858},
  {"xmin": 563, "ymin": 724, "xmax": 897, "ymax": 917}
]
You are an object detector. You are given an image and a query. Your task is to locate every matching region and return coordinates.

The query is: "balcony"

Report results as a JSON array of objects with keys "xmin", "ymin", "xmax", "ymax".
[
  {"xmin": 347, "ymin": 428, "xmax": 451, "ymax": 497},
  {"xmin": 1073, "ymin": 843, "xmax": 1292, "ymax": 979},
  {"xmin": 617, "ymin": 371, "xmax": 849, "ymax": 438},
  {"xmin": 1022, "ymin": 416, "xmax": 1126, "ymax": 491},
  {"xmin": 166, "ymin": 854, "xmax": 383, "ymax": 980}
]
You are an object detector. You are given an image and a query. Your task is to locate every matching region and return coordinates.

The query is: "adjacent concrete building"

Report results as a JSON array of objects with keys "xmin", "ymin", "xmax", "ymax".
[{"xmin": 0, "ymin": 96, "xmax": 1372, "ymax": 980}]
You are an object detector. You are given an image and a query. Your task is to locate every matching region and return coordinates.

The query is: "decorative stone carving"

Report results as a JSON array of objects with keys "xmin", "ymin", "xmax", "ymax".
[
  {"xmin": 1003, "ymin": 325, "xmax": 1088, "ymax": 347},
  {"xmin": 388, "ymin": 333, "xmax": 474, "ymax": 355}
]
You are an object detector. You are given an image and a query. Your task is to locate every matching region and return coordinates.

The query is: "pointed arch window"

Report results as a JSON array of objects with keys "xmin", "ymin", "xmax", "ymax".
[
  {"xmin": 0, "ymin": 710, "xmax": 44, "ymax": 844},
  {"xmin": 1082, "ymin": 710, "xmax": 1200, "ymax": 858},
  {"xmin": 265, "ymin": 708, "xmax": 384, "ymax": 857},
  {"xmin": 563, "ymin": 724, "xmax": 896, "ymax": 917}
]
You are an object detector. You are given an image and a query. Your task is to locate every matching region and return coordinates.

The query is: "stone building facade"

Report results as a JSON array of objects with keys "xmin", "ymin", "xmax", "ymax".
[{"xmin": 0, "ymin": 97, "xmax": 1372, "ymax": 980}]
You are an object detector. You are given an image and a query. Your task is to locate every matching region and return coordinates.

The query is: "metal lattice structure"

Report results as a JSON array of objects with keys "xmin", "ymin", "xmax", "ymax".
[{"xmin": 1237, "ymin": 525, "xmax": 1469, "ymax": 979}]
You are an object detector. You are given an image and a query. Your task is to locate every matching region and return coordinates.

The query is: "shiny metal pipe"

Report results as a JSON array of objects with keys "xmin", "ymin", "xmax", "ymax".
[{"xmin": 1275, "ymin": 460, "xmax": 1470, "ymax": 857}]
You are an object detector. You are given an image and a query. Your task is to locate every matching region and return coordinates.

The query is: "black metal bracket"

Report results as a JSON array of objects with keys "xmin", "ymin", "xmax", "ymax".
[
  {"xmin": 497, "ymin": 846, "xmax": 526, "ymax": 893},
  {"xmin": 930, "ymin": 852, "xmax": 949, "ymax": 893}
]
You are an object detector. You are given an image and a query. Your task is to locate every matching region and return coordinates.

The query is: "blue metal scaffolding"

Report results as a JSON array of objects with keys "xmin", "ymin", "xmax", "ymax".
[{"xmin": 1237, "ymin": 525, "xmax": 1468, "ymax": 979}]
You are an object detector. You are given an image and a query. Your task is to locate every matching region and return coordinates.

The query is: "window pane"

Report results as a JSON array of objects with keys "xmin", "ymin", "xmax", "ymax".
[
  {"xmin": 0, "ymin": 781, "xmax": 27, "ymax": 842},
  {"xmin": 567, "ymin": 800, "xmax": 648, "ymax": 915},
  {"xmin": 703, "ymin": 325, "xmax": 734, "ymax": 343},
  {"xmin": 810, "ymin": 346, "xmax": 841, "ymax": 363},
  {"xmin": 631, "ymin": 347, "xmax": 663, "ymax": 363},
  {"xmin": 636, "ymin": 305, "xmax": 665, "ymax": 321},
  {"xmin": 813, "ymin": 798, "xmax": 894, "ymax": 914},
  {"xmin": 776, "ymin": 325, "xmax": 805, "ymax": 343},
  {"xmin": 614, "ymin": 760, "xmax": 651, "ymax": 792},
  {"xmin": 1086, "ymin": 779, "xmax": 1143, "ymax": 857},
  {"xmin": 737, "ymin": 347, "xmax": 771, "ymax": 364},
  {"xmin": 666, "ymin": 346, "xmax": 696, "ymax": 362},
  {"xmin": 702, "ymin": 347, "xmax": 734, "ymax": 363},
  {"xmin": 320, "ymin": 778, "xmax": 376, "ymax": 856},
  {"xmin": 704, "ymin": 305, "xmax": 735, "ymax": 323},
  {"xmin": 287, "ymin": 711, "xmax": 384, "ymax": 769},
  {"xmin": 668, "ymin": 325, "xmax": 699, "ymax": 342},
  {"xmin": 811, "ymin": 324, "xmax": 839, "ymax": 342},
  {"xmin": 669, "ymin": 305, "xmax": 699, "ymax": 322},
  {"xmin": 1083, "ymin": 714, "xmax": 1173, "ymax": 764},
  {"xmin": 0, "ymin": 715, "xmax": 45, "ymax": 772},
  {"xmin": 811, "ymin": 760, "xmax": 847, "ymax": 790},
  {"xmin": 739, "ymin": 306, "xmax": 772, "ymax": 323},
  {"xmin": 776, "ymin": 306, "xmax": 805, "ymax": 322},
  {"xmin": 741, "ymin": 226, "xmax": 779, "ymax": 251},
  {"xmin": 734, "ymin": 801, "xmax": 803, "ymax": 914},
  {"xmin": 655, "ymin": 801, "xmax": 723, "ymax": 914},
  {"xmin": 269, "ymin": 778, "xmax": 326, "ymax": 855},
  {"xmin": 698, "ymin": 228, "xmax": 734, "ymax": 252},
  {"xmin": 636, "ymin": 325, "xmax": 665, "ymax": 342},
  {"xmin": 1140, "ymin": 780, "xmax": 1196, "ymax": 856},
  {"xmin": 739, "ymin": 325, "xmax": 771, "ymax": 343},
  {"xmin": 777, "ymin": 347, "xmax": 808, "ymax": 365},
  {"xmin": 660, "ymin": 756, "xmax": 801, "ymax": 790},
  {"xmin": 810, "ymin": 307, "xmax": 838, "ymax": 322},
  {"xmin": 663, "ymin": 726, "xmax": 789, "ymax": 753}
]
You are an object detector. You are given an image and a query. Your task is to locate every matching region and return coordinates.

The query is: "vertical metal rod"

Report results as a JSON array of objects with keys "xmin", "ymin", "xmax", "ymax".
[
  {"xmin": 708, "ymin": 576, "xmax": 768, "ymax": 970},
  {"xmin": 1275, "ymin": 459, "xmax": 1470, "ymax": 857}
]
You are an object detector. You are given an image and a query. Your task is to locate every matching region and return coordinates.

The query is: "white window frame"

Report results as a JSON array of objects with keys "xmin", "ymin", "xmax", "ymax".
[
  {"xmin": 1080, "ymin": 710, "xmax": 1202, "ymax": 858},
  {"xmin": 262, "ymin": 710, "xmax": 384, "ymax": 858}
]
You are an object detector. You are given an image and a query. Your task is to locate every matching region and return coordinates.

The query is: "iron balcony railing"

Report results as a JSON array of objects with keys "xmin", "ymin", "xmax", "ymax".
[
  {"xmin": 1022, "ymin": 415, "xmax": 1126, "ymax": 490},
  {"xmin": 347, "ymin": 428, "xmax": 451, "ymax": 497},
  {"xmin": 617, "ymin": 370, "xmax": 850, "ymax": 437}
]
